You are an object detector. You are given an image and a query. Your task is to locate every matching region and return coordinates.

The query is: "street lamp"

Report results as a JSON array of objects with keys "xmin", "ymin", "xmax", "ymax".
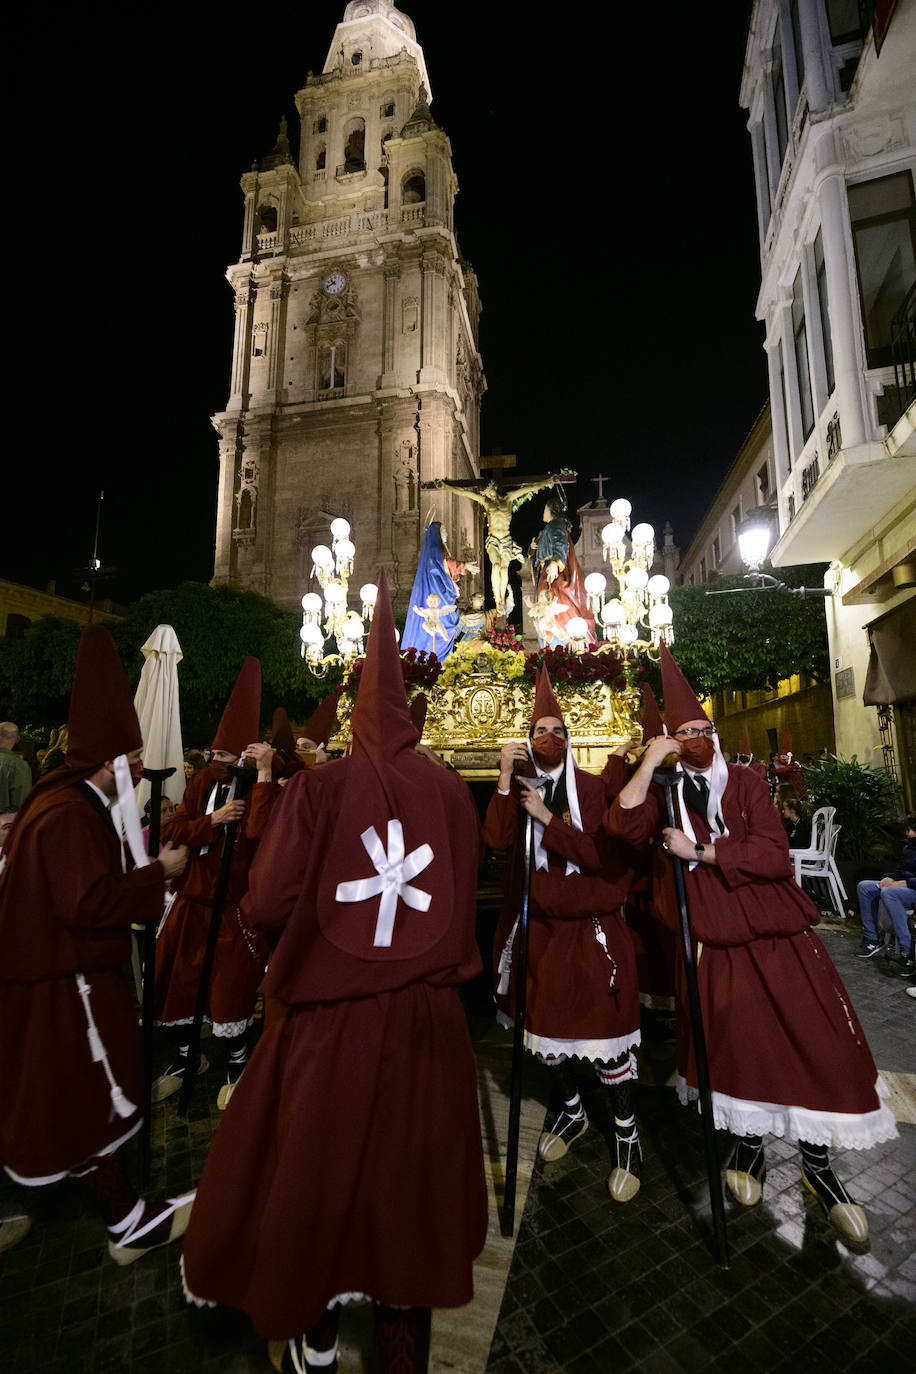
[{"xmin": 706, "ymin": 508, "xmax": 831, "ymax": 600}]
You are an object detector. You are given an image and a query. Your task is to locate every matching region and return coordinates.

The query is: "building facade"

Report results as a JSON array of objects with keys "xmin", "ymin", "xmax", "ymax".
[
  {"xmin": 212, "ymin": 2, "xmax": 486, "ymax": 612},
  {"xmin": 740, "ymin": 0, "xmax": 916, "ymax": 805}
]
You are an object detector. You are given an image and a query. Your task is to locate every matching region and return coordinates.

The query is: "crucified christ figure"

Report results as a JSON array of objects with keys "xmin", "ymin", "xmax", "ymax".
[{"xmin": 424, "ymin": 472, "xmax": 574, "ymax": 616}]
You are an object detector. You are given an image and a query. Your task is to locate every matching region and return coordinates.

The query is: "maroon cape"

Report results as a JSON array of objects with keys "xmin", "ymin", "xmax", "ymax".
[
  {"xmin": 155, "ymin": 766, "xmax": 268, "ymax": 1028},
  {"xmin": 606, "ymin": 765, "xmax": 894, "ymax": 1146},
  {"xmin": 600, "ymin": 752, "xmax": 675, "ymax": 1008},
  {"xmin": 0, "ymin": 782, "xmax": 165, "ymax": 1180},
  {"xmin": 181, "ymin": 755, "xmax": 488, "ymax": 1338},
  {"xmin": 483, "ymin": 764, "xmax": 639, "ymax": 1059}
]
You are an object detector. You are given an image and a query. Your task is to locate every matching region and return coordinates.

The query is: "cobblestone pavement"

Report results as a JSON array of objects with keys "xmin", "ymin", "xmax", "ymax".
[
  {"xmin": 0, "ymin": 918, "xmax": 913, "ymax": 1374},
  {"xmin": 484, "ymin": 919, "xmax": 916, "ymax": 1374}
]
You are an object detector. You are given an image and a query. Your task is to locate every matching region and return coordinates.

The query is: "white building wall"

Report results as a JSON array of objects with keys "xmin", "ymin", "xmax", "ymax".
[{"xmin": 740, "ymin": 0, "xmax": 916, "ymax": 771}]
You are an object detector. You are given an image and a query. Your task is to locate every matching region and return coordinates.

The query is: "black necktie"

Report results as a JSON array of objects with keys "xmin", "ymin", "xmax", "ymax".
[
  {"xmin": 542, "ymin": 779, "xmax": 554, "ymax": 809},
  {"xmin": 683, "ymin": 773, "xmax": 708, "ymax": 817}
]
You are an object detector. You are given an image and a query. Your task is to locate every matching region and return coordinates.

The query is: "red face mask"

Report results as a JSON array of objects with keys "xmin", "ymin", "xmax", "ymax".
[
  {"xmin": 209, "ymin": 759, "xmax": 230, "ymax": 781},
  {"xmin": 678, "ymin": 736, "xmax": 715, "ymax": 770},
  {"xmin": 128, "ymin": 758, "xmax": 145, "ymax": 788},
  {"xmin": 531, "ymin": 733, "xmax": 566, "ymax": 766}
]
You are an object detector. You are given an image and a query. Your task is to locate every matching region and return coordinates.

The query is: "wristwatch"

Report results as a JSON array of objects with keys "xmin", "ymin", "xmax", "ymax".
[{"xmin": 694, "ymin": 843, "xmax": 705, "ymax": 860}]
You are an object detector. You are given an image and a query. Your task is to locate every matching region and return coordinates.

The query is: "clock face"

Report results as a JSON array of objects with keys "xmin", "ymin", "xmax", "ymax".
[{"xmin": 323, "ymin": 272, "xmax": 346, "ymax": 296}]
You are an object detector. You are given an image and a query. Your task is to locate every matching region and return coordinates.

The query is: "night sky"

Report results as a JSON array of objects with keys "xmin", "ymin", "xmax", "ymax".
[{"xmin": 9, "ymin": 1, "xmax": 763, "ymax": 607}]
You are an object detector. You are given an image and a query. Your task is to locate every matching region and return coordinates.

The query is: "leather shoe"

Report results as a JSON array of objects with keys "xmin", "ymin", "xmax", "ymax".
[
  {"xmin": 725, "ymin": 1142, "xmax": 766, "ymax": 1206},
  {"xmin": 151, "ymin": 1055, "xmax": 208, "ymax": 1103},
  {"xmin": 608, "ymin": 1129, "xmax": 642, "ymax": 1203},
  {"xmin": 802, "ymin": 1169, "xmax": 869, "ymax": 1245},
  {"xmin": 538, "ymin": 1108, "xmax": 588, "ymax": 1162}
]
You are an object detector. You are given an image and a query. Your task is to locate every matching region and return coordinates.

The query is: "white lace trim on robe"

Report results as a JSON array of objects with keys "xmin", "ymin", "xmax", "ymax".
[{"xmin": 674, "ymin": 1073, "xmax": 898, "ymax": 1149}]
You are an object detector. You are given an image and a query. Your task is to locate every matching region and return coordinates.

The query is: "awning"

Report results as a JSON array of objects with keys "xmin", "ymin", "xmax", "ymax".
[{"xmin": 862, "ymin": 597, "xmax": 916, "ymax": 705}]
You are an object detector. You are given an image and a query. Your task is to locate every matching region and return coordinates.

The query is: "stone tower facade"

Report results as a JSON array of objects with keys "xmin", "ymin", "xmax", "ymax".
[{"xmin": 212, "ymin": 1, "xmax": 486, "ymax": 611}]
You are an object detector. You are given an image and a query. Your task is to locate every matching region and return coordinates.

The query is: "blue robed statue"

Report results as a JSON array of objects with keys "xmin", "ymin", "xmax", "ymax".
[{"xmin": 401, "ymin": 523, "xmax": 460, "ymax": 660}]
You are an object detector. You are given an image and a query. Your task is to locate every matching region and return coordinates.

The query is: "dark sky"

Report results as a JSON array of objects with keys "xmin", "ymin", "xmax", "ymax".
[{"xmin": 9, "ymin": 1, "xmax": 763, "ymax": 606}]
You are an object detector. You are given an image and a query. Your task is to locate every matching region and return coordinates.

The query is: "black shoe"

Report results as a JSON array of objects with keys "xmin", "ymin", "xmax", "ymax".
[
  {"xmin": 108, "ymin": 1192, "xmax": 196, "ymax": 1265},
  {"xmin": 856, "ymin": 939, "xmax": 881, "ymax": 959}
]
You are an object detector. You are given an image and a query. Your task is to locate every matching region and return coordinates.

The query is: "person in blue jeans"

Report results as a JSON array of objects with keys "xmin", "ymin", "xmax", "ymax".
[{"xmin": 857, "ymin": 814, "xmax": 916, "ymax": 973}]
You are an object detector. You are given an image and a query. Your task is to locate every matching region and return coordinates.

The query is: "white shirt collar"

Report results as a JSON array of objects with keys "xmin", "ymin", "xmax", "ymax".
[
  {"xmin": 535, "ymin": 760, "xmax": 564, "ymax": 782},
  {"xmin": 83, "ymin": 778, "xmax": 112, "ymax": 809}
]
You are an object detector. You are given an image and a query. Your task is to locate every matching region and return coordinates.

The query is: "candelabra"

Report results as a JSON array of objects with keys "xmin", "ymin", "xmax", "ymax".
[
  {"xmin": 299, "ymin": 518, "xmax": 378, "ymax": 673},
  {"xmin": 580, "ymin": 498, "xmax": 673, "ymax": 653}
]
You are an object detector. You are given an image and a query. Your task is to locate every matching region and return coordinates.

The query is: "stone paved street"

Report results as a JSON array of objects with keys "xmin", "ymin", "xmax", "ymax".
[{"xmin": 1, "ymin": 916, "xmax": 913, "ymax": 1373}]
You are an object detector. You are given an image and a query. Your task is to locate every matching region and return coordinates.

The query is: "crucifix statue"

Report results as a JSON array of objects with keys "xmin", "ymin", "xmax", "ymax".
[
  {"xmin": 423, "ymin": 470, "xmax": 575, "ymax": 617},
  {"xmin": 591, "ymin": 473, "xmax": 609, "ymax": 502}
]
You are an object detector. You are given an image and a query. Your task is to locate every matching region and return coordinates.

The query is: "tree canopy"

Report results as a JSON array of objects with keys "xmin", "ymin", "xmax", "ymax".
[
  {"xmin": 664, "ymin": 564, "xmax": 830, "ymax": 698},
  {"xmin": 0, "ymin": 583, "xmax": 337, "ymax": 746}
]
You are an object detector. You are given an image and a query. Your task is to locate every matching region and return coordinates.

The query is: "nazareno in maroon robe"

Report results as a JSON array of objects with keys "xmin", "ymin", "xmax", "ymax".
[
  {"xmin": 0, "ymin": 780, "xmax": 165, "ymax": 1181},
  {"xmin": 606, "ymin": 764, "xmax": 897, "ymax": 1149}
]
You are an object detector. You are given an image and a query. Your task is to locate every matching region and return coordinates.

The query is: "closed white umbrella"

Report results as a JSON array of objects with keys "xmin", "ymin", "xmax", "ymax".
[{"xmin": 134, "ymin": 623, "xmax": 185, "ymax": 816}]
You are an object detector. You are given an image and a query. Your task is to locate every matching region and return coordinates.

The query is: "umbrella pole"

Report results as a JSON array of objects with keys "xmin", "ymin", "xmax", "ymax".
[
  {"xmin": 139, "ymin": 765, "xmax": 175, "ymax": 1187},
  {"xmin": 654, "ymin": 769, "xmax": 729, "ymax": 1269},
  {"xmin": 500, "ymin": 811, "xmax": 535, "ymax": 1238}
]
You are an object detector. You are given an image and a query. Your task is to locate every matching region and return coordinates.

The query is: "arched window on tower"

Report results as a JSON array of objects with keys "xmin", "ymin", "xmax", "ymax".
[
  {"xmin": 318, "ymin": 342, "xmax": 346, "ymax": 394},
  {"xmin": 380, "ymin": 99, "xmax": 395, "ymax": 118},
  {"xmin": 315, "ymin": 144, "xmax": 326, "ymax": 172},
  {"xmin": 402, "ymin": 171, "xmax": 425, "ymax": 205},
  {"xmin": 257, "ymin": 204, "xmax": 278, "ymax": 232},
  {"xmin": 343, "ymin": 118, "xmax": 366, "ymax": 173},
  {"xmin": 238, "ymin": 489, "xmax": 253, "ymax": 530}
]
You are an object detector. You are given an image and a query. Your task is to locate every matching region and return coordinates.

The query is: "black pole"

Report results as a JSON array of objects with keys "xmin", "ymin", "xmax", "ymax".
[
  {"xmin": 500, "ymin": 811, "xmax": 535, "ymax": 1238},
  {"xmin": 177, "ymin": 763, "xmax": 255, "ymax": 1118},
  {"xmin": 654, "ymin": 769, "xmax": 729, "ymax": 1269},
  {"xmin": 139, "ymin": 765, "xmax": 175, "ymax": 1186}
]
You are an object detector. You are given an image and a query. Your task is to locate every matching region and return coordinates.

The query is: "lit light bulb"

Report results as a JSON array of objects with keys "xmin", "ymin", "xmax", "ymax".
[
  {"xmin": 359, "ymin": 583, "xmax": 378, "ymax": 605},
  {"xmin": 600, "ymin": 599, "xmax": 624, "ymax": 627},
  {"xmin": 330, "ymin": 517, "xmax": 351, "ymax": 541},
  {"xmin": 584, "ymin": 572, "xmax": 607, "ymax": 595},
  {"xmin": 602, "ymin": 522, "xmax": 625, "ymax": 546},
  {"xmin": 311, "ymin": 544, "xmax": 334, "ymax": 567},
  {"xmin": 610, "ymin": 498, "xmax": 632, "ymax": 522},
  {"xmin": 301, "ymin": 592, "xmax": 322, "ymax": 613},
  {"xmin": 631, "ymin": 522, "xmax": 655, "ymax": 546},
  {"xmin": 625, "ymin": 566, "xmax": 649, "ymax": 591},
  {"xmin": 647, "ymin": 574, "xmax": 670, "ymax": 597}
]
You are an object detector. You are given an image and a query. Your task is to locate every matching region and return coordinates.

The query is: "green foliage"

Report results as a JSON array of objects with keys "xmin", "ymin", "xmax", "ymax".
[
  {"xmin": 0, "ymin": 617, "xmax": 82, "ymax": 731},
  {"xmin": 802, "ymin": 753, "xmax": 902, "ymax": 863},
  {"xmin": 111, "ymin": 583, "xmax": 336, "ymax": 744},
  {"xmin": 0, "ymin": 584, "xmax": 338, "ymax": 749},
  {"xmin": 667, "ymin": 565, "xmax": 830, "ymax": 697}
]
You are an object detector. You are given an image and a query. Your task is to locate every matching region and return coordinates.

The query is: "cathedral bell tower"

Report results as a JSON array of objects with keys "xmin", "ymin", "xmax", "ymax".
[{"xmin": 212, "ymin": 1, "xmax": 486, "ymax": 611}]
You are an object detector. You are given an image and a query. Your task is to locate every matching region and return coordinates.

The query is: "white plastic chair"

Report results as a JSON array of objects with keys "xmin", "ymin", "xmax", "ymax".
[{"xmin": 790, "ymin": 807, "xmax": 848, "ymax": 917}]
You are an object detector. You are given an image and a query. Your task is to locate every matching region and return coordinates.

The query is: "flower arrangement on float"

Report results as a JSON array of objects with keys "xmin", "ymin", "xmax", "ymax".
[
  {"xmin": 335, "ymin": 647, "xmax": 442, "ymax": 699},
  {"xmin": 436, "ymin": 642, "xmax": 526, "ymax": 688}
]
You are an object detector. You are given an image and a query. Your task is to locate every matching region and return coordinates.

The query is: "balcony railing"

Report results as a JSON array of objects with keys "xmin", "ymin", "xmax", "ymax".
[
  {"xmin": 890, "ymin": 280, "xmax": 916, "ymax": 428},
  {"xmin": 255, "ymin": 203, "xmax": 428, "ymax": 255}
]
